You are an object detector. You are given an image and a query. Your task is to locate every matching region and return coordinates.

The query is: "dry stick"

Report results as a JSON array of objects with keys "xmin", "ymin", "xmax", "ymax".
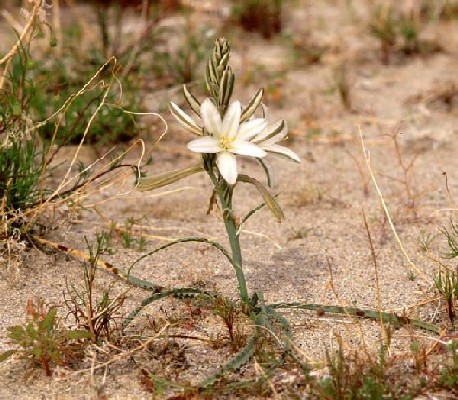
[
  {"xmin": 254, "ymin": 359, "xmax": 278, "ymax": 398},
  {"xmin": 0, "ymin": 0, "xmax": 42, "ymax": 67},
  {"xmin": 0, "ymin": 0, "xmax": 42, "ymax": 90},
  {"xmin": 74, "ymin": 323, "xmax": 170, "ymax": 374},
  {"xmin": 358, "ymin": 126, "xmax": 426, "ymax": 280},
  {"xmin": 52, "ymin": 0, "xmax": 62, "ymax": 56},
  {"xmin": 25, "ymin": 83, "xmax": 113, "ymax": 231},
  {"xmin": 362, "ymin": 210, "xmax": 390, "ymax": 356},
  {"xmin": 119, "ymin": 0, "xmax": 149, "ymax": 81},
  {"xmin": 25, "ymin": 57, "xmax": 117, "ymax": 136},
  {"xmin": 325, "ymin": 256, "xmax": 372, "ymax": 361}
]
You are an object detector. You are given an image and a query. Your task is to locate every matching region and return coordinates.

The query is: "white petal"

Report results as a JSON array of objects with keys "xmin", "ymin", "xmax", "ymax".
[
  {"xmin": 262, "ymin": 121, "xmax": 289, "ymax": 146},
  {"xmin": 221, "ymin": 101, "xmax": 241, "ymax": 139},
  {"xmin": 169, "ymin": 102, "xmax": 202, "ymax": 136},
  {"xmin": 237, "ymin": 118, "xmax": 268, "ymax": 141},
  {"xmin": 187, "ymin": 137, "xmax": 222, "ymax": 153},
  {"xmin": 263, "ymin": 144, "xmax": 300, "ymax": 162},
  {"xmin": 217, "ymin": 151, "xmax": 238, "ymax": 184},
  {"xmin": 231, "ymin": 140, "xmax": 267, "ymax": 158},
  {"xmin": 253, "ymin": 120, "xmax": 287, "ymax": 144},
  {"xmin": 200, "ymin": 98, "xmax": 222, "ymax": 135}
]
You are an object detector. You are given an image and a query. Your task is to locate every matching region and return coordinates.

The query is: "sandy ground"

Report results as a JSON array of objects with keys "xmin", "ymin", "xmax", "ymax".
[{"xmin": 1, "ymin": 1, "xmax": 458, "ymax": 398}]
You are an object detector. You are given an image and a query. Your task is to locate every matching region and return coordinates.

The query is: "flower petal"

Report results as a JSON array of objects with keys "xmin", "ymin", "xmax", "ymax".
[
  {"xmin": 231, "ymin": 140, "xmax": 267, "ymax": 158},
  {"xmin": 221, "ymin": 101, "xmax": 241, "ymax": 139},
  {"xmin": 200, "ymin": 98, "xmax": 222, "ymax": 135},
  {"xmin": 240, "ymin": 88, "xmax": 264, "ymax": 123},
  {"xmin": 169, "ymin": 102, "xmax": 202, "ymax": 136},
  {"xmin": 261, "ymin": 120, "xmax": 288, "ymax": 146},
  {"xmin": 217, "ymin": 151, "xmax": 238, "ymax": 184},
  {"xmin": 187, "ymin": 137, "xmax": 222, "ymax": 153},
  {"xmin": 253, "ymin": 120, "xmax": 287, "ymax": 144},
  {"xmin": 237, "ymin": 118, "xmax": 268, "ymax": 141},
  {"xmin": 263, "ymin": 144, "xmax": 300, "ymax": 162}
]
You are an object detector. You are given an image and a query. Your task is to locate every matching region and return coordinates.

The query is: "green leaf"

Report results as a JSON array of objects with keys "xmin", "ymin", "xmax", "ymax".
[
  {"xmin": 63, "ymin": 330, "xmax": 91, "ymax": 340},
  {"xmin": 0, "ymin": 350, "xmax": 16, "ymax": 363},
  {"xmin": 137, "ymin": 162, "xmax": 204, "ymax": 192},
  {"xmin": 42, "ymin": 308, "xmax": 58, "ymax": 331},
  {"xmin": 7, "ymin": 326, "xmax": 26, "ymax": 342},
  {"xmin": 33, "ymin": 347, "xmax": 43, "ymax": 359},
  {"xmin": 237, "ymin": 174, "xmax": 284, "ymax": 222}
]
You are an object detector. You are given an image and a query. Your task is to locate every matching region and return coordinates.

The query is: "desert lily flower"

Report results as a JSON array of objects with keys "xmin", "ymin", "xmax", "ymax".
[{"xmin": 171, "ymin": 98, "xmax": 268, "ymax": 185}]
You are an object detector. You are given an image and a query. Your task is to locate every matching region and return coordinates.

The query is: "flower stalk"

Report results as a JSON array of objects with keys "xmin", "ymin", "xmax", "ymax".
[{"xmin": 204, "ymin": 154, "xmax": 249, "ymax": 306}]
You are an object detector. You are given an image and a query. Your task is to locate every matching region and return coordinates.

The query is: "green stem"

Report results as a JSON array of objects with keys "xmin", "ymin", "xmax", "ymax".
[{"xmin": 205, "ymin": 158, "xmax": 249, "ymax": 306}]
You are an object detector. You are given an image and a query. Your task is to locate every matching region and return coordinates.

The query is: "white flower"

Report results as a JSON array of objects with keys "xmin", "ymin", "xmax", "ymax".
[
  {"xmin": 171, "ymin": 98, "xmax": 268, "ymax": 185},
  {"xmin": 252, "ymin": 119, "xmax": 300, "ymax": 163},
  {"xmin": 169, "ymin": 94, "xmax": 300, "ymax": 184}
]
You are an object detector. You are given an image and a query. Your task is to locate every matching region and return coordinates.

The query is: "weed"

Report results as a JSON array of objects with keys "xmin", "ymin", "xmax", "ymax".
[
  {"xmin": 369, "ymin": 3, "xmax": 441, "ymax": 64},
  {"xmin": 317, "ymin": 339, "xmax": 402, "ymax": 399},
  {"xmin": 419, "ymin": 231, "xmax": 436, "ymax": 252},
  {"xmin": 64, "ymin": 233, "xmax": 127, "ymax": 343},
  {"xmin": 332, "ymin": 63, "xmax": 352, "ymax": 110},
  {"xmin": 0, "ymin": 298, "xmax": 89, "ymax": 376},
  {"xmin": 0, "ymin": 44, "xmax": 48, "ymax": 235},
  {"xmin": 440, "ymin": 340, "xmax": 458, "ymax": 389},
  {"xmin": 369, "ymin": 4, "xmax": 397, "ymax": 64},
  {"xmin": 212, "ymin": 296, "xmax": 245, "ymax": 349},
  {"xmin": 435, "ymin": 223, "xmax": 458, "ymax": 322},
  {"xmin": 119, "ymin": 217, "xmax": 148, "ymax": 250},
  {"xmin": 435, "ymin": 268, "xmax": 458, "ymax": 323}
]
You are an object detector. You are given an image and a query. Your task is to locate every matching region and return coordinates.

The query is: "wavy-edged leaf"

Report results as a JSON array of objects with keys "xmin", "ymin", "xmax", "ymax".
[
  {"xmin": 130, "ymin": 236, "xmax": 234, "ymax": 272},
  {"xmin": 169, "ymin": 102, "xmax": 202, "ymax": 136},
  {"xmin": 183, "ymin": 85, "xmax": 200, "ymax": 115},
  {"xmin": 137, "ymin": 163, "xmax": 204, "ymax": 192},
  {"xmin": 122, "ymin": 287, "xmax": 211, "ymax": 331},
  {"xmin": 240, "ymin": 88, "xmax": 264, "ymax": 123},
  {"xmin": 237, "ymin": 174, "xmax": 284, "ymax": 222},
  {"xmin": 199, "ymin": 330, "xmax": 257, "ymax": 388}
]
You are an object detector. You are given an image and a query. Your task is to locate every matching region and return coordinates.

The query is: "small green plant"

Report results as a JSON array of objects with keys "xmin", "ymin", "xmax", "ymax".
[
  {"xmin": 318, "ymin": 339, "xmax": 402, "ymax": 399},
  {"xmin": 435, "ymin": 268, "xmax": 458, "ymax": 323},
  {"xmin": 440, "ymin": 340, "xmax": 458, "ymax": 389},
  {"xmin": 0, "ymin": 298, "xmax": 89, "ymax": 376},
  {"xmin": 436, "ymin": 223, "xmax": 458, "ymax": 322},
  {"xmin": 333, "ymin": 63, "xmax": 352, "ymax": 110},
  {"xmin": 64, "ymin": 233, "xmax": 127, "ymax": 343},
  {"xmin": 0, "ymin": 44, "xmax": 48, "ymax": 235},
  {"xmin": 369, "ymin": 4, "xmax": 441, "ymax": 64},
  {"xmin": 119, "ymin": 217, "xmax": 147, "ymax": 250},
  {"xmin": 369, "ymin": 4, "xmax": 397, "ymax": 64},
  {"xmin": 212, "ymin": 296, "xmax": 245, "ymax": 349}
]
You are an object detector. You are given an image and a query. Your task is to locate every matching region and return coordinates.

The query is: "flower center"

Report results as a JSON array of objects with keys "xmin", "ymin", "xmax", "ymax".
[{"xmin": 219, "ymin": 135, "xmax": 233, "ymax": 151}]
